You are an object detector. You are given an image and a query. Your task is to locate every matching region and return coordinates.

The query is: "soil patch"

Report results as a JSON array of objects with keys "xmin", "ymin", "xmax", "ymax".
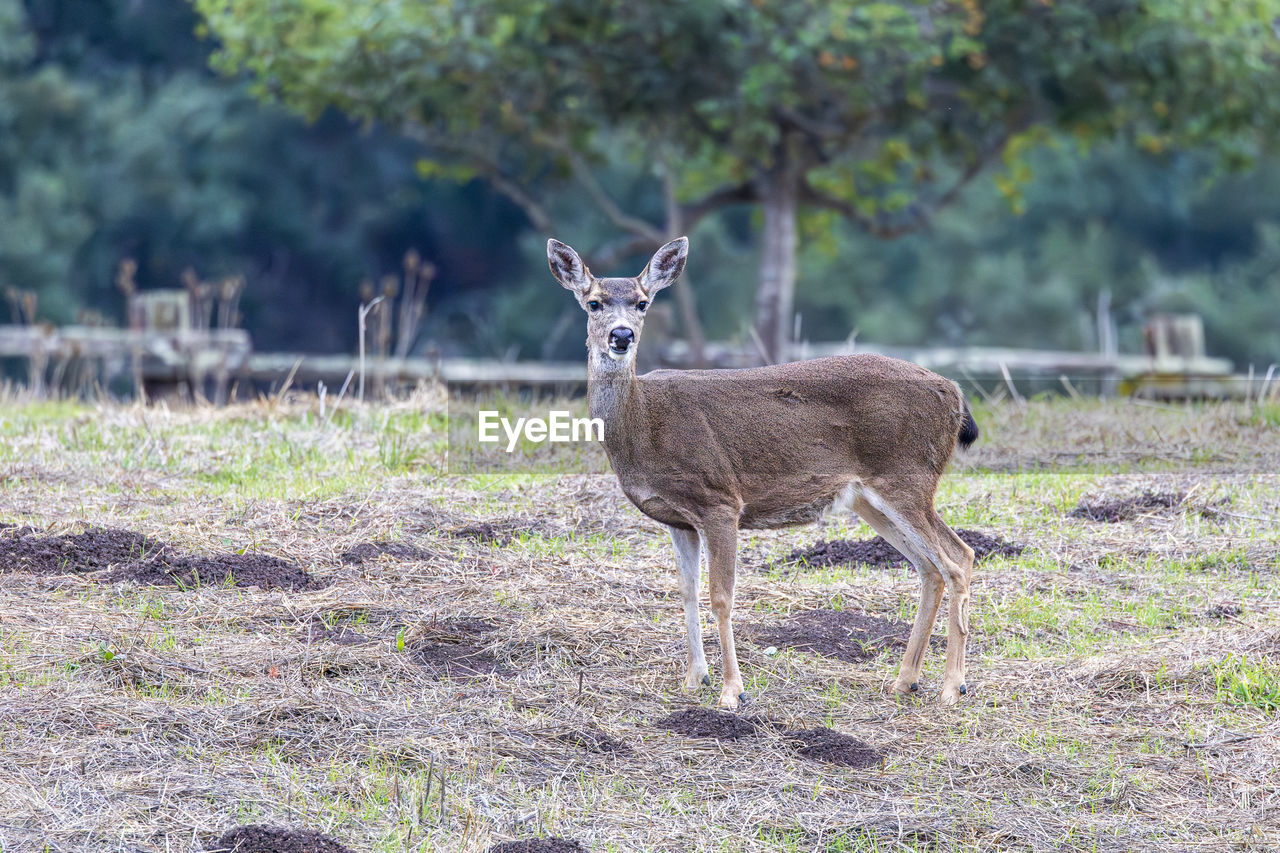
[
  {"xmin": 487, "ymin": 841, "xmax": 585, "ymax": 853},
  {"xmin": 0, "ymin": 527, "xmax": 165, "ymax": 575},
  {"xmin": 410, "ymin": 617, "xmax": 507, "ymax": 678},
  {"xmin": 1206, "ymin": 602, "xmax": 1243, "ymax": 619},
  {"xmin": 302, "ymin": 623, "xmax": 372, "ymax": 646},
  {"xmin": 748, "ymin": 609, "xmax": 924, "ymax": 663},
  {"xmin": 108, "ymin": 552, "xmax": 318, "ymax": 591},
  {"xmin": 555, "ymin": 726, "xmax": 628, "ymax": 754},
  {"xmin": 207, "ymin": 824, "xmax": 355, "ymax": 853},
  {"xmin": 0, "ymin": 525, "xmax": 319, "ymax": 590},
  {"xmin": 448, "ymin": 517, "xmax": 567, "ymax": 547},
  {"xmin": 784, "ymin": 727, "xmax": 882, "ymax": 768},
  {"xmin": 1069, "ymin": 490, "xmax": 1221, "ymax": 523},
  {"xmin": 340, "ymin": 541, "xmax": 434, "ymax": 564},
  {"xmin": 782, "ymin": 529, "xmax": 1023, "ymax": 571},
  {"xmin": 451, "ymin": 522, "xmax": 516, "ymax": 545},
  {"xmin": 654, "ymin": 709, "xmax": 883, "ymax": 768},
  {"xmin": 657, "ymin": 708, "xmax": 758, "ymax": 741}
]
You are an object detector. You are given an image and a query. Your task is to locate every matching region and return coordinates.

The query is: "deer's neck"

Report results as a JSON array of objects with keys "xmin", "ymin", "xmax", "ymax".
[{"xmin": 587, "ymin": 359, "xmax": 645, "ymax": 460}]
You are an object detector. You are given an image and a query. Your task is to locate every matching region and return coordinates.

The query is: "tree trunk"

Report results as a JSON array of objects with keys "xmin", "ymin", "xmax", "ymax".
[
  {"xmin": 661, "ymin": 163, "xmax": 707, "ymax": 366},
  {"xmin": 754, "ymin": 158, "xmax": 799, "ymax": 364},
  {"xmin": 671, "ymin": 268, "xmax": 707, "ymax": 366}
]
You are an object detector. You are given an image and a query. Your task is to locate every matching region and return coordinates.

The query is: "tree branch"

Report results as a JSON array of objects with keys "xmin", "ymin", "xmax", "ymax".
[
  {"xmin": 481, "ymin": 165, "xmax": 557, "ymax": 233},
  {"xmin": 401, "ymin": 122, "xmax": 560, "ymax": 234},
  {"xmin": 588, "ymin": 235, "xmax": 655, "ymax": 271},
  {"xmin": 589, "ymin": 181, "xmax": 756, "ymax": 270},
  {"xmin": 565, "ymin": 151, "xmax": 665, "ymax": 242},
  {"xmin": 681, "ymin": 182, "xmax": 758, "ymax": 226}
]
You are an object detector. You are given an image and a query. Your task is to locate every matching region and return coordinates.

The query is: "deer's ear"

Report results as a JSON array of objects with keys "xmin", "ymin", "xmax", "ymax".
[
  {"xmin": 640, "ymin": 237, "xmax": 688, "ymax": 295},
  {"xmin": 547, "ymin": 239, "xmax": 591, "ymax": 294}
]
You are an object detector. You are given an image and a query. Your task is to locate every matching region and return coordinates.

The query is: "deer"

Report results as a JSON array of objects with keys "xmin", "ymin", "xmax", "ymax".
[{"xmin": 547, "ymin": 236, "xmax": 979, "ymax": 710}]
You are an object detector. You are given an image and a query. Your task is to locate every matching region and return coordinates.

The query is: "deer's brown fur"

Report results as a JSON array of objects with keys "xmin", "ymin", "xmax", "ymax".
[{"xmin": 548, "ymin": 236, "xmax": 977, "ymax": 708}]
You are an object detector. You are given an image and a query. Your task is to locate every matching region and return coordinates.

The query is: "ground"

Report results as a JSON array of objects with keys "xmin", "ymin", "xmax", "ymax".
[{"xmin": 0, "ymin": 390, "xmax": 1278, "ymax": 852}]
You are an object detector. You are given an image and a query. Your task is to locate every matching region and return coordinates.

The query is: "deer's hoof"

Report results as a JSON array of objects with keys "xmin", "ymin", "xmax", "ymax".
[
  {"xmin": 959, "ymin": 683, "xmax": 967, "ymax": 695},
  {"xmin": 683, "ymin": 666, "xmax": 711, "ymax": 692},
  {"xmin": 939, "ymin": 685, "xmax": 963, "ymax": 706},
  {"xmin": 718, "ymin": 687, "xmax": 745, "ymax": 710},
  {"xmin": 890, "ymin": 678, "xmax": 919, "ymax": 696}
]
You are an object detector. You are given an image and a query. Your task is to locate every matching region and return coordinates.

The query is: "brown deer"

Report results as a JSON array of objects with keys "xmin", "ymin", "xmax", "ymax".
[{"xmin": 548, "ymin": 236, "xmax": 979, "ymax": 709}]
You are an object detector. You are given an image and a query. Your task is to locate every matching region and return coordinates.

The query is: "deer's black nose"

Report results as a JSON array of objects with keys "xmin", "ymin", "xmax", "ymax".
[{"xmin": 608, "ymin": 327, "xmax": 634, "ymax": 352}]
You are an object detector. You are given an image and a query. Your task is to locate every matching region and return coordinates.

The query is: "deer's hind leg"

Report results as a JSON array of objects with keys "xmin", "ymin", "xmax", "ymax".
[
  {"xmin": 852, "ymin": 484, "xmax": 968, "ymax": 704},
  {"xmin": 668, "ymin": 525, "xmax": 710, "ymax": 691},
  {"xmin": 931, "ymin": 514, "xmax": 975, "ymax": 704}
]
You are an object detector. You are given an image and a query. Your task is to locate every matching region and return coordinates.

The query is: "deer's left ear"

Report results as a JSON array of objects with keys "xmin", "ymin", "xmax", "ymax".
[{"xmin": 640, "ymin": 237, "xmax": 688, "ymax": 295}]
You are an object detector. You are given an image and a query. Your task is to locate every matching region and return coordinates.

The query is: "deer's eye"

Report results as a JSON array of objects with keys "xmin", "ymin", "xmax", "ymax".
[
  {"xmin": 587, "ymin": 300, "xmax": 602, "ymax": 312},
  {"xmin": 637, "ymin": 300, "xmax": 649, "ymax": 312}
]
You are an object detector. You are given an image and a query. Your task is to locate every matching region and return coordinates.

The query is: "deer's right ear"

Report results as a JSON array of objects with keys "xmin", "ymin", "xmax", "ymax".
[{"xmin": 547, "ymin": 239, "xmax": 591, "ymax": 294}]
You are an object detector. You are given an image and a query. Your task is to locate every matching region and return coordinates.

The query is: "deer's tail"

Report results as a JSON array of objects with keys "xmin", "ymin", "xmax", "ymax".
[{"xmin": 958, "ymin": 396, "xmax": 979, "ymax": 451}]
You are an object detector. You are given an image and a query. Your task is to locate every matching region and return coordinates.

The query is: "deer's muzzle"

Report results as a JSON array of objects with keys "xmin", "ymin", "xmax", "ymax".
[{"xmin": 608, "ymin": 327, "xmax": 634, "ymax": 354}]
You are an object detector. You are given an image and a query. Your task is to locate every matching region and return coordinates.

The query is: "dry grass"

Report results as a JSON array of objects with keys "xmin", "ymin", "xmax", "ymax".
[{"xmin": 1, "ymin": 391, "xmax": 1278, "ymax": 852}]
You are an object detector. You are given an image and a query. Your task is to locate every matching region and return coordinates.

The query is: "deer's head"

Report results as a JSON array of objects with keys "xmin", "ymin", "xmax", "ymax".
[{"xmin": 547, "ymin": 237, "xmax": 688, "ymax": 369}]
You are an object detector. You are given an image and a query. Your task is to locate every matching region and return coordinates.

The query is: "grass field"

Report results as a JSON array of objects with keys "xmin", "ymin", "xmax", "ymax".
[{"xmin": 1, "ymin": 390, "xmax": 1278, "ymax": 852}]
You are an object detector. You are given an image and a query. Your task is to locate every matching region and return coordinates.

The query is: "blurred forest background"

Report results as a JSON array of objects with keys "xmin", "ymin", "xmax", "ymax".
[{"xmin": 2, "ymin": 0, "xmax": 1279, "ymax": 369}]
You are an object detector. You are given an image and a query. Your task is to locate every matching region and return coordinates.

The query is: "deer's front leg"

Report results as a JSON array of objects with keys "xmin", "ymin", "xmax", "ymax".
[
  {"xmin": 669, "ymin": 525, "xmax": 709, "ymax": 690},
  {"xmin": 701, "ymin": 518, "xmax": 744, "ymax": 710}
]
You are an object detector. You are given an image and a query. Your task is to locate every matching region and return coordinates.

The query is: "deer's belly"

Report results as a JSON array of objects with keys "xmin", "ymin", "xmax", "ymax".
[
  {"xmin": 740, "ymin": 482, "xmax": 857, "ymax": 530},
  {"xmin": 738, "ymin": 498, "xmax": 831, "ymax": 530}
]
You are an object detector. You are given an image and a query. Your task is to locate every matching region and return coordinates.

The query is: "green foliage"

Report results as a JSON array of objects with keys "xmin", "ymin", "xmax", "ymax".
[
  {"xmin": 198, "ymin": 0, "xmax": 1280, "ymax": 219},
  {"xmin": 1209, "ymin": 655, "xmax": 1280, "ymax": 713},
  {"xmin": 0, "ymin": 0, "xmax": 527, "ymax": 351}
]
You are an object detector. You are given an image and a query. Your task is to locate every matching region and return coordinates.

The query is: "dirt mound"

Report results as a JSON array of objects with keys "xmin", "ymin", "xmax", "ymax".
[
  {"xmin": 0, "ymin": 527, "xmax": 165, "ymax": 575},
  {"xmin": 955, "ymin": 530, "xmax": 1026, "ymax": 561},
  {"xmin": 657, "ymin": 708, "xmax": 758, "ymax": 741},
  {"xmin": 785, "ymin": 727, "xmax": 882, "ymax": 768},
  {"xmin": 451, "ymin": 522, "xmax": 516, "ymax": 545},
  {"xmin": 410, "ymin": 617, "xmax": 507, "ymax": 678},
  {"xmin": 340, "ymin": 541, "xmax": 434, "ymax": 564},
  {"xmin": 1069, "ymin": 490, "xmax": 1191, "ymax": 522},
  {"xmin": 782, "ymin": 529, "xmax": 1023, "ymax": 571},
  {"xmin": 654, "ymin": 709, "xmax": 884, "ymax": 768},
  {"xmin": 488, "ymin": 840, "xmax": 585, "ymax": 853},
  {"xmin": 748, "ymin": 609, "xmax": 923, "ymax": 663},
  {"xmin": 108, "ymin": 552, "xmax": 318, "ymax": 591},
  {"xmin": 555, "ymin": 726, "xmax": 628, "ymax": 754},
  {"xmin": 0, "ymin": 524, "xmax": 318, "ymax": 590},
  {"xmin": 207, "ymin": 824, "xmax": 354, "ymax": 853},
  {"xmin": 302, "ymin": 623, "xmax": 372, "ymax": 646}
]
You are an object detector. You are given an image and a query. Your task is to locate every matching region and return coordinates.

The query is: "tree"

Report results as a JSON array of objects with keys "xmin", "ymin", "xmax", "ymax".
[{"xmin": 196, "ymin": 0, "xmax": 1280, "ymax": 362}]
